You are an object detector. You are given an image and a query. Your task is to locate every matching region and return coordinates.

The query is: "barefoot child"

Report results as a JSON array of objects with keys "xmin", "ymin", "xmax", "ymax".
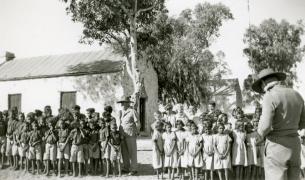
[
  {"xmin": 17, "ymin": 122, "xmax": 30, "ymax": 172},
  {"xmin": 232, "ymin": 121, "xmax": 247, "ymax": 180},
  {"xmin": 99, "ymin": 119, "xmax": 110, "ymax": 177},
  {"xmin": 187, "ymin": 123, "xmax": 203, "ymax": 180},
  {"xmin": 29, "ymin": 121, "xmax": 43, "ymax": 174},
  {"xmin": 214, "ymin": 123, "xmax": 232, "ymax": 180},
  {"xmin": 162, "ymin": 122, "xmax": 177, "ymax": 180},
  {"xmin": 43, "ymin": 118, "xmax": 58, "ymax": 176},
  {"xmin": 0, "ymin": 113, "xmax": 6, "ymax": 169},
  {"xmin": 6, "ymin": 111, "xmax": 17, "ymax": 168},
  {"xmin": 245, "ymin": 123, "xmax": 258, "ymax": 180},
  {"xmin": 152, "ymin": 121, "xmax": 164, "ymax": 179},
  {"xmin": 202, "ymin": 125, "xmax": 214, "ymax": 180},
  {"xmin": 88, "ymin": 121, "xmax": 100, "ymax": 175},
  {"xmin": 175, "ymin": 120, "xmax": 188, "ymax": 179},
  {"xmin": 108, "ymin": 122, "xmax": 123, "ymax": 177},
  {"xmin": 79, "ymin": 120, "xmax": 89, "ymax": 175},
  {"xmin": 68, "ymin": 121, "xmax": 85, "ymax": 177},
  {"xmin": 57, "ymin": 120, "xmax": 70, "ymax": 177}
]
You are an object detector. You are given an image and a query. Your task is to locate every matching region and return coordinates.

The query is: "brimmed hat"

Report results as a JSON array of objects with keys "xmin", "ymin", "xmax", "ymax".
[
  {"xmin": 117, "ymin": 96, "xmax": 133, "ymax": 104},
  {"xmin": 252, "ymin": 68, "xmax": 286, "ymax": 93}
]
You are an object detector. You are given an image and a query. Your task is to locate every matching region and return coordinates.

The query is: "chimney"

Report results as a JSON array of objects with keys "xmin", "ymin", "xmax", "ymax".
[{"xmin": 5, "ymin": 51, "xmax": 15, "ymax": 61}]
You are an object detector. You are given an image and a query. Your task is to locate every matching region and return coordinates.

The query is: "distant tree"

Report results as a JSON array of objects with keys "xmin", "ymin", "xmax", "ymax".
[
  {"xmin": 243, "ymin": 18, "xmax": 305, "ymax": 104},
  {"xmin": 142, "ymin": 3, "xmax": 233, "ymax": 106}
]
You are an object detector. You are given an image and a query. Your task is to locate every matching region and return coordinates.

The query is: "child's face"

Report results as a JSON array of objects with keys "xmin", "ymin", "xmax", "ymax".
[
  {"xmin": 110, "ymin": 124, "xmax": 117, "ymax": 131},
  {"xmin": 166, "ymin": 125, "xmax": 172, "ymax": 132},
  {"xmin": 191, "ymin": 125, "xmax": 197, "ymax": 134},
  {"xmin": 19, "ymin": 114, "xmax": 25, "ymax": 122},
  {"xmin": 204, "ymin": 127, "xmax": 211, "ymax": 134},
  {"xmin": 99, "ymin": 121, "xmax": 105, "ymax": 129},
  {"xmin": 176, "ymin": 122, "xmax": 182, "ymax": 130},
  {"xmin": 80, "ymin": 121, "xmax": 86, "ymax": 128},
  {"xmin": 154, "ymin": 113, "xmax": 161, "ymax": 120},
  {"xmin": 59, "ymin": 122, "xmax": 64, "ymax": 129},
  {"xmin": 32, "ymin": 123, "xmax": 38, "ymax": 130},
  {"xmin": 89, "ymin": 123, "xmax": 94, "ymax": 129},
  {"xmin": 218, "ymin": 126, "xmax": 224, "ymax": 134},
  {"xmin": 238, "ymin": 124, "xmax": 244, "ymax": 131}
]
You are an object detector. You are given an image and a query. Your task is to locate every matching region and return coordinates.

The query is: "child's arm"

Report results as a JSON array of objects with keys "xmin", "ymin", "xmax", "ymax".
[
  {"xmin": 223, "ymin": 136, "xmax": 232, "ymax": 158},
  {"xmin": 194, "ymin": 141, "xmax": 203, "ymax": 157}
]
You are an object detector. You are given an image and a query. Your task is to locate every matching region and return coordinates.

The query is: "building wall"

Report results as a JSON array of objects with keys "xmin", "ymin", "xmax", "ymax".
[{"xmin": 0, "ymin": 64, "xmax": 158, "ymax": 134}]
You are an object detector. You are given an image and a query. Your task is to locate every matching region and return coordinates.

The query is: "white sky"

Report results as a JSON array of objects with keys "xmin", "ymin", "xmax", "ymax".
[{"xmin": 0, "ymin": 0, "xmax": 305, "ymax": 96}]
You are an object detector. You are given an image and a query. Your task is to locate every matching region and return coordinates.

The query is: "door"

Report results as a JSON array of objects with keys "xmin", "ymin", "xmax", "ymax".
[
  {"xmin": 139, "ymin": 97, "xmax": 146, "ymax": 132},
  {"xmin": 60, "ymin": 91, "xmax": 76, "ymax": 110},
  {"xmin": 8, "ymin": 94, "xmax": 21, "ymax": 112}
]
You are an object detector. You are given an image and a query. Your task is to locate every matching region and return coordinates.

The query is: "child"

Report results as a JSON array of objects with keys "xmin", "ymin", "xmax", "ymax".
[
  {"xmin": 152, "ymin": 121, "xmax": 164, "ymax": 179},
  {"xmin": 43, "ymin": 118, "xmax": 58, "ymax": 176},
  {"xmin": 252, "ymin": 118, "xmax": 264, "ymax": 179},
  {"xmin": 175, "ymin": 120, "xmax": 188, "ymax": 180},
  {"xmin": 214, "ymin": 123, "xmax": 231, "ymax": 180},
  {"xmin": 162, "ymin": 122, "xmax": 177, "ymax": 180},
  {"xmin": 88, "ymin": 121, "xmax": 100, "ymax": 175},
  {"xmin": 108, "ymin": 122, "xmax": 123, "ymax": 177},
  {"xmin": 69, "ymin": 121, "xmax": 85, "ymax": 177},
  {"xmin": 0, "ymin": 112, "xmax": 6, "ymax": 169},
  {"xmin": 28, "ymin": 121, "xmax": 43, "ymax": 174},
  {"xmin": 245, "ymin": 123, "xmax": 258, "ymax": 180},
  {"xmin": 6, "ymin": 111, "xmax": 17, "ymax": 168},
  {"xmin": 232, "ymin": 121, "xmax": 247, "ymax": 180},
  {"xmin": 99, "ymin": 119, "xmax": 110, "ymax": 177},
  {"xmin": 12, "ymin": 124, "xmax": 20, "ymax": 170},
  {"xmin": 17, "ymin": 122, "xmax": 30, "ymax": 172},
  {"xmin": 57, "ymin": 120, "xmax": 70, "ymax": 177},
  {"xmin": 79, "ymin": 120, "xmax": 89, "ymax": 175},
  {"xmin": 202, "ymin": 125, "xmax": 214, "ymax": 180},
  {"xmin": 187, "ymin": 123, "xmax": 203, "ymax": 180},
  {"xmin": 150, "ymin": 111, "xmax": 165, "ymax": 135}
]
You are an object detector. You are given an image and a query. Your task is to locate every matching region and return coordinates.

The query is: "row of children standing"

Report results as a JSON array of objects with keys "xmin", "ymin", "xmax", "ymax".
[
  {"xmin": 0, "ymin": 105, "xmax": 124, "ymax": 178},
  {"xmin": 151, "ymin": 103, "xmax": 265, "ymax": 180}
]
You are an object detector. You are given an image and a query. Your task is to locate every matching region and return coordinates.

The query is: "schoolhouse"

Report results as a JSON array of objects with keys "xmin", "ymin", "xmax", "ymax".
[{"xmin": 0, "ymin": 49, "xmax": 158, "ymax": 135}]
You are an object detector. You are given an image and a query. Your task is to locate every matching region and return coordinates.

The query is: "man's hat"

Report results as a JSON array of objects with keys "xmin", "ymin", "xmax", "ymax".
[
  {"xmin": 117, "ymin": 96, "xmax": 133, "ymax": 104},
  {"xmin": 72, "ymin": 105, "xmax": 81, "ymax": 110},
  {"xmin": 251, "ymin": 68, "xmax": 286, "ymax": 93},
  {"xmin": 86, "ymin": 108, "xmax": 95, "ymax": 113}
]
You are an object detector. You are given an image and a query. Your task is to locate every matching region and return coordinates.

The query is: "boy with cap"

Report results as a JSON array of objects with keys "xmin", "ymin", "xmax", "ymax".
[{"xmin": 72, "ymin": 105, "xmax": 86, "ymax": 122}]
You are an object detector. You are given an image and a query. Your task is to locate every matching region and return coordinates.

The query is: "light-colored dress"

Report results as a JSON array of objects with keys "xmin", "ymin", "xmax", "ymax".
[
  {"xmin": 175, "ymin": 113, "xmax": 188, "ymax": 126},
  {"xmin": 298, "ymin": 129, "xmax": 305, "ymax": 169},
  {"xmin": 246, "ymin": 132, "xmax": 258, "ymax": 166},
  {"xmin": 175, "ymin": 130, "xmax": 188, "ymax": 168},
  {"xmin": 152, "ymin": 131, "xmax": 164, "ymax": 169},
  {"xmin": 214, "ymin": 134, "xmax": 232, "ymax": 170},
  {"xmin": 162, "ymin": 131, "xmax": 177, "ymax": 168},
  {"xmin": 257, "ymin": 141, "xmax": 265, "ymax": 167},
  {"xmin": 232, "ymin": 130, "xmax": 248, "ymax": 166},
  {"xmin": 164, "ymin": 114, "xmax": 177, "ymax": 131},
  {"xmin": 202, "ymin": 133, "xmax": 214, "ymax": 170},
  {"xmin": 186, "ymin": 133, "xmax": 203, "ymax": 168}
]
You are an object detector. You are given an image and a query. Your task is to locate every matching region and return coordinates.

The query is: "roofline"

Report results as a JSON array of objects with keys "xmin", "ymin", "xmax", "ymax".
[{"xmin": 0, "ymin": 70, "xmax": 122, "ymax": 82}]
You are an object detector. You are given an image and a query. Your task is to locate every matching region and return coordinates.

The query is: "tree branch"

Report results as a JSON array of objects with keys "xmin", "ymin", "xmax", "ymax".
[{"xmin": 135, "ymin": 0, "xmax": 159, "ymax": 17}]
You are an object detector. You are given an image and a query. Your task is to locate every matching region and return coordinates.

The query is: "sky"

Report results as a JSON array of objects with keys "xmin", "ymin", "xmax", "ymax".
[{"xmin": 0, "ymin": 0, "xmax": 305, "ymax": 96}]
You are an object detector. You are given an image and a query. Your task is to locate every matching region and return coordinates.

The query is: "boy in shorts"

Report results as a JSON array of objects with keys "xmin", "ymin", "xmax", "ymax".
[
  {"xmin": 69, "ymin": 121, "xmax": 85, "ymax": 177},
  {"xmin": 57, "ymin": 120, "xmax": 70, "ymax": 177},
  {"xmin": 43, "ymin": 118, "xmax": 58, "ymax": 176},
  {"xmin": 80, "ymin": 120, "xmax": 89, "ymax": 175},
  {"xmin": 6, "ymin": 111, "xmax": 17, "ymax": 168},
  {"xmin": 88, "ymin": 120, "xmax": 100, "ymax": 175},
  {"xmin": 0, "ymin": 112, "xmax": 7, "ymax": 169},
  {"xmin": 99, "ymin": 119, "xmax": 110, "ymax": 177},
  {"xmin": 17, "ymin": 122, "xmax": 30, "ymax": 171},
  {"xmin": 29, "ymin": 121, "xmax": 43, "ymax": 174},
  {"xmin": 108, "ymin": 122, "xmax": 123, "ymax": 177}
]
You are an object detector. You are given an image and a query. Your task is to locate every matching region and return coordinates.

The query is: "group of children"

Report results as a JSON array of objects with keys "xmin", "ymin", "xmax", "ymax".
[
  {"xmin": 151, "ymin": 105, "xmax": 265, "ymax": 180},
  {"xmin": 0, "ymin": 105, "xmax": 124, "ymax": 178}
]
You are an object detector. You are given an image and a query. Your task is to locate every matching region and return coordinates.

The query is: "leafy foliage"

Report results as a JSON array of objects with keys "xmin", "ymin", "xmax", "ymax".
[{"xmin": 243, "ymin": 18, "xmax": 305, "ymax": 104}]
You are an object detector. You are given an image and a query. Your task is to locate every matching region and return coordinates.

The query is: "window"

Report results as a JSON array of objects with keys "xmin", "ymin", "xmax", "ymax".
[
  {"xmin": 8, "ymin": 94, "xmax": 21, "ymax": 112},
  {"xmin": 60, "ymin": 91, "xmax": 76, "ymax": 110}
]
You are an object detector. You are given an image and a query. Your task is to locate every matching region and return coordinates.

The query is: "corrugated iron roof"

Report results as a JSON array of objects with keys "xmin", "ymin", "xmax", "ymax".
[{"xmin": 0, "ymin": 49, "xmax": 126, "ymax": 81}]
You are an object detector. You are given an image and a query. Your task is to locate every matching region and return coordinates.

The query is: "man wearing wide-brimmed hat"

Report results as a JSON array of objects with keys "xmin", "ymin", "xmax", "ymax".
[
  {"xmin": 252, "ymin": 68, "xmax": 305, "ymax": 180},
  {"xmin": 117, "ymin": 96, "xmax": 140, "ymax": 175}
]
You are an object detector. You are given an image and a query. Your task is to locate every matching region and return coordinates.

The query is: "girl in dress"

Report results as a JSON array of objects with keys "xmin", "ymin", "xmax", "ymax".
[
  {"xmin": 252, "ymin": 118, "xmax": 264, "ymax": 179},
  {"xmin": 162, "ymin": 122, "xmax": 177, "ymax": 180},
  {"xmin": 214, "ymin": 123, "xmax": 231, "ymax": 180},
  {"xmin": 187, "ymin": 123, "xmax": 203, "ymax": 180},
  {"xmin": 232, "ymin": 121, "xmax": 247, "ymax": 180},
  {"xmin": 152, "ymin": 121, "xmax": 164, "ymax": 179},
  {"xmin": 202, "ymin": 125, "xmax": 214, "ymax": 180},
  {"xmin": 175, "ymin": 120, "xmax": 188, "ymax": 180},
  {"xmin": 245, "ymin": 123, "xmax": 258, "ymax": 180}
]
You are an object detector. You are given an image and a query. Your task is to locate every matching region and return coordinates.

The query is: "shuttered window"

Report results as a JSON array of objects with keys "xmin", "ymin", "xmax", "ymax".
[
  {"xmin": 8, "ymin": 94, "xmax": 21, "ymax": 112},
  {"xmin": 60, "ymin": 91, "xmax": 76, "ymax": 110}
]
